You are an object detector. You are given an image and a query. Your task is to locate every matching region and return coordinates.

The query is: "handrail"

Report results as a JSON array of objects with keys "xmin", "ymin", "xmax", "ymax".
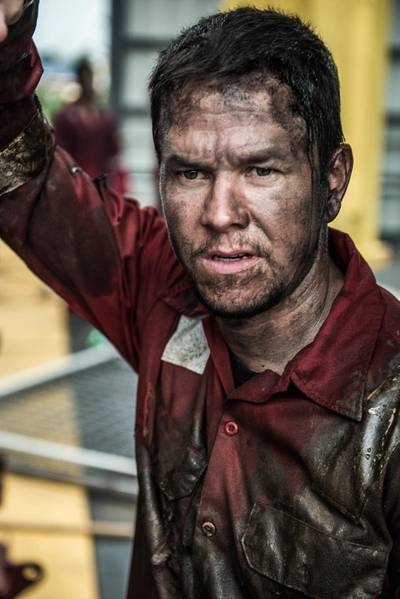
[
  {"xmin": 0, "ymin": 345, "xmax": 119, "ymax": 399},
  {"xmin": 0, "ymin": 430, "xmax": 136, "ymax": 477}
]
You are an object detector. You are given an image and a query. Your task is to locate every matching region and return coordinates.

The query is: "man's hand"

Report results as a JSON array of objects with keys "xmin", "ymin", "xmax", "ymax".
[{"xmin": 0, "ymin": 0, "xmax": 24, "ymax": 43}]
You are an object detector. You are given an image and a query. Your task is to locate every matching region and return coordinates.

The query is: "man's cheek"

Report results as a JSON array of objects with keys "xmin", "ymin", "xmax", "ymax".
[
  {"xmin": 164, "ymin": 203, "xmax": 192, "ymax": 258},
  {"xmin": 163, "ymin": 196, "xmax": 182, "ymax": 230},
  {"xmin": 167, "ymin": 198, "xmax": 197, "ymax": 233}
]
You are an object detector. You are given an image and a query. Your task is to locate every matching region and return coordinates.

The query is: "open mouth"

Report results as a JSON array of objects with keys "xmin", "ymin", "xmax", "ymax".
[
  {"xmin": 211, "ymin": 253, "xmax": 253, "ymax": 261},
  {"xmin": 201, "ymin": 251, "xmax": 259, "ymax": 275}
]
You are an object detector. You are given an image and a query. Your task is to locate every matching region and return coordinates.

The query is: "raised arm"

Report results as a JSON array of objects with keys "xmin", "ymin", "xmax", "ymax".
[{"xmin": 0, "ymin": 1, "xmax": 178, "ymax": 369}]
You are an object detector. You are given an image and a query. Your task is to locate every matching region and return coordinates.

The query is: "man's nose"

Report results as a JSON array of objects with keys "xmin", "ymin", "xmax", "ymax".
[{"xmin": 200, "ymin": 174, "xmax": 249, "ymax": 231}]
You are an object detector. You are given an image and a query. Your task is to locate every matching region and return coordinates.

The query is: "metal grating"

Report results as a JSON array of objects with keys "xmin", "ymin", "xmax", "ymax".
[{"xmin": 0, "ymin": 348, "xmax": 138, "ymax": 492}]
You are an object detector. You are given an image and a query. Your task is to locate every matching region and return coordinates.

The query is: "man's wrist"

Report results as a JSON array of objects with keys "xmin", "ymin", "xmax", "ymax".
[
  {"xmin": 0, "ymin": 0, "xmax": 39, "ymax": 72},
  {"xmin": 0, "ymin": 109, "xmax": 53, "ymax": 196},
  {"xmin": 0, "ymin": 0, "xmax": 42, "ymax": 154}
]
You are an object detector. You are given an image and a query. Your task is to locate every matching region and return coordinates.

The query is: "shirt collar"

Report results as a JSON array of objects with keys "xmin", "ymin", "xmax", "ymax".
[{"xmin": 289, "ymin": 229, "xmax": 384, "ymax": 421}]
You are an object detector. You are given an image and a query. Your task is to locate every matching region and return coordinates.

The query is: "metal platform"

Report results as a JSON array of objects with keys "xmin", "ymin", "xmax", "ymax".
[{"xmin": 0, "ymin": 345, "xmax": 138, "ymax": 496}]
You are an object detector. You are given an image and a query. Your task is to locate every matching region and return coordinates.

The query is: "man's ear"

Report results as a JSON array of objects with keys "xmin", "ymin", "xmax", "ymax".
[{"xmin": 323, "ymin": 144, "xmax": 353, "ymax": 222}]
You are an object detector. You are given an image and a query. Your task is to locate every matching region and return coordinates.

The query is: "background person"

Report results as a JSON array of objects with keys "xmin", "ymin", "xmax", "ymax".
[
  {"xmin": 54, "ymin": 56, "xmax": 128, "ymax": 350},
  {"xmin": 54, "ymin": 56, "xmax": 128, "ymax": 196}
]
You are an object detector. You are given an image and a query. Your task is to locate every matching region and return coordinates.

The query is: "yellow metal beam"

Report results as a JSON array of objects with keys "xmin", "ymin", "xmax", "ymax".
[
  {"xmin": 0, "ymin": 242, "xmax": 68, "ymax": 376},
  {"xmin": 222, "ymin": 0, "xmax": 392, "ymax": 267}
]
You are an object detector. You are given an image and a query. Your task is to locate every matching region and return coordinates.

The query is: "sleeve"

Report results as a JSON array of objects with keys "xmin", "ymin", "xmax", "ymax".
[
  {"xmin": 382, "ymin": 442, "xmax": 400, "ymax": 598},
  {"xmin": 0, "ymin": 1, "xmax": 178, "ymax": 371}
]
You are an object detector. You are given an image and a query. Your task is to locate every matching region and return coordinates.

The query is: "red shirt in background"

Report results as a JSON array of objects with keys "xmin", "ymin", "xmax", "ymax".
[{"xmin": 54, "ymin": 100, "xmax": 128, "ymax": 195}]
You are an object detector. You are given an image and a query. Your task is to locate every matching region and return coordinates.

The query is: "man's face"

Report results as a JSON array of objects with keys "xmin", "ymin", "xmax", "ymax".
[{"xmin": 160, "ymin": 83, "xmax": 325, "ymax": 318}]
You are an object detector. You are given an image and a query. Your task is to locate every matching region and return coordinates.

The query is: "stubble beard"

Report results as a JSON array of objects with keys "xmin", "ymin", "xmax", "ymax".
[
  {"xmin": 194, "ymin": 274, "xmax": 292, "ymax": 319},
  {"xmin": 168, "ymin": 232, "xmax": 301, "ymax": 319}
]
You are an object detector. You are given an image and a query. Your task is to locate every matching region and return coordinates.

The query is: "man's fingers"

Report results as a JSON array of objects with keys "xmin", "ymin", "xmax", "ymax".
[
  {"xmin": 0, "ymin": 10, "xmax": 8, "ymax": 43},
  {"xmin": 0, "ymin": 1, "xmax": 25, "ymax": 41}
]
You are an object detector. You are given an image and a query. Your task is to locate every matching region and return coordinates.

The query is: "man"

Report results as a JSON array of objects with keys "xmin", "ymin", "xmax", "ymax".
[
  {"xmin": 54, "ymin": 56, "xmax": 127, "ymax": 352},
  {"xmin": 54, "ymin": 57, "xmax": 127, "ymax": 195},
  {"xmin": 0, "ymin": 2, "xmax": 399, "ymax": 598}
]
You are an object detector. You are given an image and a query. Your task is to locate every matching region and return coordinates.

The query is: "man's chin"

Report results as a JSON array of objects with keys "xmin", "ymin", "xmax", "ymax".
[{"xmin": 194, "ymin": 286, "xmax": 285, "ymax": 319}]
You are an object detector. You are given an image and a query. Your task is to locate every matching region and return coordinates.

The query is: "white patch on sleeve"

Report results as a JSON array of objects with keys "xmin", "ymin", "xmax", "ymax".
[{"xmin": 161, "ymin": 315, "xmax": 210, "ymax": 375}]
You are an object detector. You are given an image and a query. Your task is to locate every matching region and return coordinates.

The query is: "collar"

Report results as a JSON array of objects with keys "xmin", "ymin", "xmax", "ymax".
[{"xmin": 289, "ymin": 229, "xmax": 384, "ymax": 421}]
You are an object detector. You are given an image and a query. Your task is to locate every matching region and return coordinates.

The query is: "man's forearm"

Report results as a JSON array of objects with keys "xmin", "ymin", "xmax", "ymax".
[
  {"xmin": 0, "ymin": 0, "xmax": 49, "ymax": 160},
  {"xmin": 0, "ymin": 108, "xmax": 52, "ymax": 194}
]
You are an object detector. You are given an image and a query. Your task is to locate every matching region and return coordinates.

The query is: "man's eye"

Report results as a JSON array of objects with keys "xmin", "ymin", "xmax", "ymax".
[
  {"xmin": 254, "ymin": 167, "xmax": 272, "ymax": 177},
  {"xmin": 181, "ymin": 170, "xmax": 199, "ymax": 180}
]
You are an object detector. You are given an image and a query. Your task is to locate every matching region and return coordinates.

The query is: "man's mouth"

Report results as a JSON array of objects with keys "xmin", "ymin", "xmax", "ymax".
[
  {"xmin": 210, "ymin": 253, "xmax": 253, "ymax": 261},
  {"xmin": 201, "ymin": 250, "xmax": 260, "ymax": 274}
]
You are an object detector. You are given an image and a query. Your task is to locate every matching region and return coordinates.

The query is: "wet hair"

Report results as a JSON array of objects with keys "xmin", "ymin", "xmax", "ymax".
[{"xmin": 149, "ymin": 7, "xmax": 344, "ymax": 178}]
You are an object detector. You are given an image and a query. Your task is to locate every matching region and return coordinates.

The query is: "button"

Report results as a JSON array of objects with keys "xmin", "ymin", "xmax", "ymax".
[
  {"xmin": 224, "ymin": 421, "xmax": 239, "ymax": 436},
  {"xmin": 201, "ymin": 521, "xmax": 216, "ymax": 537}
]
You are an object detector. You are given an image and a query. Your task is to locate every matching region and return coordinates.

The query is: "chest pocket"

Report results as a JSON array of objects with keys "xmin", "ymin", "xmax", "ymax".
[{"xmin": 241, "ymin": 503, "xmax": 388, "ymax": 599}]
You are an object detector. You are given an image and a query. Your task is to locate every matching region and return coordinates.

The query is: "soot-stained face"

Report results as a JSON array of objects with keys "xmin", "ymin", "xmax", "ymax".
[{"xmin": 159, "ymin": 80, "xmax": 328, "ymax": 318}]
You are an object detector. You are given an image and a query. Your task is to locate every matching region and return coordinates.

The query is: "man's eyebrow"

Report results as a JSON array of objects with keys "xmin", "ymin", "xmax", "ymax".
[
  {"xmin": 234, "ymin": 147, "xmax": 288, "ymax": 164},
  {"xmin": 164, "ymin": 154, "xmax": 208, "ymax": 169},
  {"xmin": 164, "ymin": 148, "xmax": 289, "ymax": 169}
]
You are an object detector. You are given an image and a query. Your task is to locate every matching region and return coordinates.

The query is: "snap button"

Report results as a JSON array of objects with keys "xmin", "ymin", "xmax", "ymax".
[
  {"xmin": 224, "ymin": 421, "xmax": 239, "ymax": 436},
  {"xmin": 201, "ymin": 521, "xmax": 216, "ymax": 537}
]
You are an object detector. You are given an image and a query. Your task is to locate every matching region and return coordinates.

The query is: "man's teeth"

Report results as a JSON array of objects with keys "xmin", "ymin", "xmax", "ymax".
[{"xmin": 212, "ymin": 254, "xmax": 251, "ymax": 261}]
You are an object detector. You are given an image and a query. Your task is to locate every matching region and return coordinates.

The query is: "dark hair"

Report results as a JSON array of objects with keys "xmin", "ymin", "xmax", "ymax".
[
  {"xmin": 149, "ymin": 7, "xmax": 344, "ymax": 177},
  {"xmin": 74, "ymin": 56, "xmax": 93, "ymax": 80}
]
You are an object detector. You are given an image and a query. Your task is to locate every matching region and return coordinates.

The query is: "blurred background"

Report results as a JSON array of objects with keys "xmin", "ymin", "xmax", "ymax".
[{"xmin": 0, "ymin": 0, "xmax": 398, "ymax": 597}]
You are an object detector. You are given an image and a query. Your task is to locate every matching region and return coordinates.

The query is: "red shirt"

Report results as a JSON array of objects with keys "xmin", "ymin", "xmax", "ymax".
[{"xmin": 1, "ymin": 5, "xmax": 400, "ymax": 598}]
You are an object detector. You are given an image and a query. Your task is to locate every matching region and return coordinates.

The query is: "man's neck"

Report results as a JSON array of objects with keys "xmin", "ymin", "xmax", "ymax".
[{"xmin": 217, "ymin": 252, "xmax": 344, "ymax": 376}]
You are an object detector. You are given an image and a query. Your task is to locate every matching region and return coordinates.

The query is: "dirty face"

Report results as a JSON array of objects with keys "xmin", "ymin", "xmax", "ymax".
[{"xmin": 160, "ymin": 83, "xmax": 326, "ymax": 318}]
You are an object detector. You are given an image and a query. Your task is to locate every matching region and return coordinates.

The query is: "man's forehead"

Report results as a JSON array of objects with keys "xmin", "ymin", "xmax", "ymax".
[
  {"xmin": 165, "ymin": 74, "xmax": 307, "ymax": 144},
  {"xmin": 189, "ymin": 89, "xmax": 274, "ymax": 120},
  {"xmin": 169, "ymin": 78, "xmax": 295, "ymax": 123},
  {"xmin": 163, "ymin": 78, "xmax": 308, "ymax": 157}
]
